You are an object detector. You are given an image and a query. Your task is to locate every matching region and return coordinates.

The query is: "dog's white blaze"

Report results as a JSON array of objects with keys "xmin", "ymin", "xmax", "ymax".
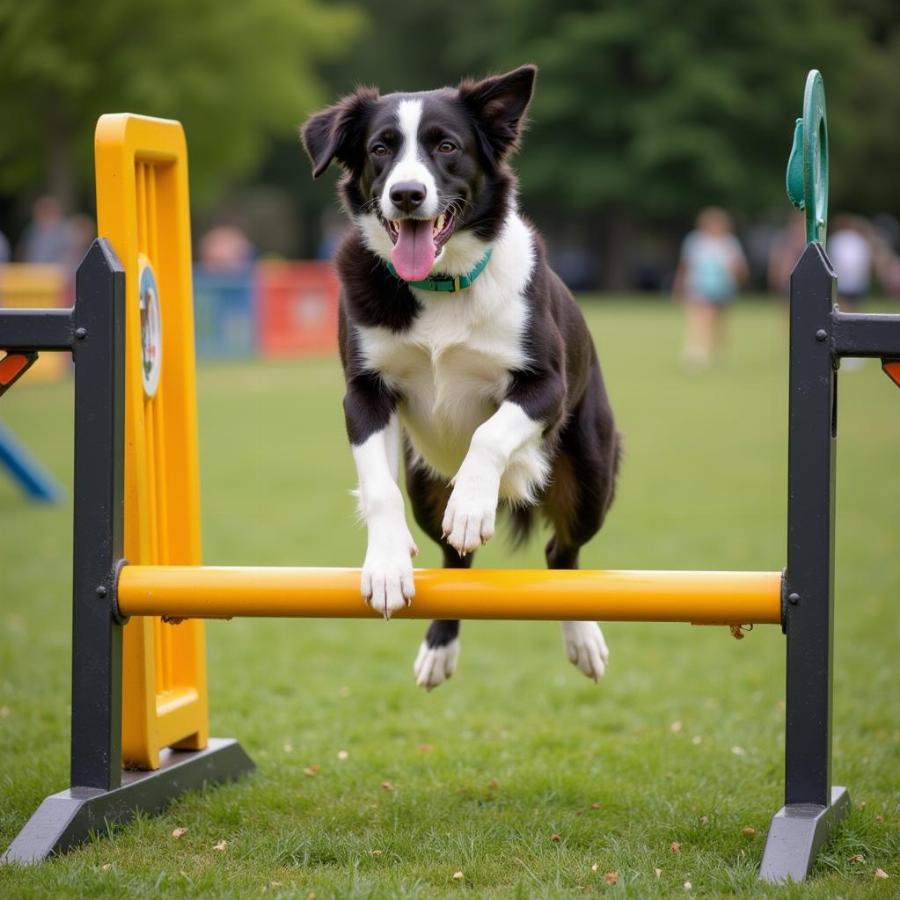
[
  {"xmin": 356, "ymin": 211, "xmax": 547, "ymax": 502},
  {"xmin": 380, "ymin": 99, "xmax": 439, "ymax": 220}
]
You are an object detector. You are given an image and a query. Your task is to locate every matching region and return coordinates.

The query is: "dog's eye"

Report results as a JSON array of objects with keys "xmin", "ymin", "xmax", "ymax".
[
  {"xmin": 369, "ymin": 143, "xmax": 390, "ymax": 157},
  {"xmin": 436, "ymin": 141, "xmax": 457, "ymax": 154}
]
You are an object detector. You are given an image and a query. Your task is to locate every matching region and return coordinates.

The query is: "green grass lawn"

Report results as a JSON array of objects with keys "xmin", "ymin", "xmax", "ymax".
[{"xmin": 1, "ymin": 299, "xmax": 897, "ymax": 897}]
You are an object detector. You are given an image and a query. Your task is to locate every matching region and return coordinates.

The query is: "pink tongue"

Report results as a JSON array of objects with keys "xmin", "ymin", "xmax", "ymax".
[{"xmin": 391, "ymin": 219, "xmax": 436, "ymax": 281}]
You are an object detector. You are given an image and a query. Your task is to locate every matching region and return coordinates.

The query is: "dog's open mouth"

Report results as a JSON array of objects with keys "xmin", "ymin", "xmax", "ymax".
[{"xmin": 383, "ymin": 212, "xmax": 455, "ymax": 281}]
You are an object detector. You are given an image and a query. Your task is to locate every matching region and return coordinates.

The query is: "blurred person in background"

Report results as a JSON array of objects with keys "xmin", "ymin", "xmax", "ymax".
[
  {"xmin": 19, "ymin": 196, "xmax": 70, "ymax": 264},
  {"xmin": 872, "ymin": 231, "xmax": 900, "ymax": 298},
  {"xmin": 198, "ymin": 224, "xmax": 254, "ymax": 271},
  {"xmin": 316, "ymin": 208, "xmax": 345, "ymax": 261},
  {"xmin": 673, "ymin": 207, "xmax": 748, "ymax": 371},
  {"xmin": 768, "ymin": 211, "xmax": 807, "ymax": 299},
  {"xmin": 828, "ymin": 215, "xmax": 873, "ymax": 312},
  {"xmin": 829, "ymin": 215, "xmax": 875, "ymax": 371},
  {"xmin": 64, "ymin": 214, "xmax": 95, "ymax": 273},
  {"xmin": 0, "ymin": 227, "xmax": 9, "ymax": 263}
]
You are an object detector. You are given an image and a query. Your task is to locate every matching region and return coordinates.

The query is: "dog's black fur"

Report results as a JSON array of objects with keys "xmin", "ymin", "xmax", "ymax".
[{"xmin": 302, "ymin": 66, "xmax": 621, "ymax": 677}]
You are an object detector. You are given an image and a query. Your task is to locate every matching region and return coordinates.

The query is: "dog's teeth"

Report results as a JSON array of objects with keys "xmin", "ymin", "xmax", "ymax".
[{"xmin": 435, "ymin": 214, "xmax": 445, "ymax": 232}]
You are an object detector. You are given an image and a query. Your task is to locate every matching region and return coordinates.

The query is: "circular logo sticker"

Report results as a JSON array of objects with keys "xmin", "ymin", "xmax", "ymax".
[{"xmin": 138, "ymin": 257, "xmax": 162, "ymax": 397}]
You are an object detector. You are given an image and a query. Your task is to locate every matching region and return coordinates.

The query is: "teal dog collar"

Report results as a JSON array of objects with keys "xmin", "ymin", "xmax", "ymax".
[{"xmin": 386, "ymin": 249, "xmax": 492, "ymax": 293}]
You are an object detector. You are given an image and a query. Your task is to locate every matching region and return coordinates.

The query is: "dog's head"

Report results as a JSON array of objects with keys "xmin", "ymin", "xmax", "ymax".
[{"xmin": 301, "ymin": 65, "xmax": 536, "ymax": 280}]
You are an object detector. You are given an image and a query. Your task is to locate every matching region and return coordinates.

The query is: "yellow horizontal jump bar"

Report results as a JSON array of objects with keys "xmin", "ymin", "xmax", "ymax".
[{"xmin": 117, "ymin": 566, "xmax": 783, "ymax": 625}]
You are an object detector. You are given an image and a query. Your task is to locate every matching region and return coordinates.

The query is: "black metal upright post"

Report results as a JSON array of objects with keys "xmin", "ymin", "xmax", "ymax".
[
  {"xmin": 760, "ymin": 242, "xmax": 849, "ymax": 882},
  {"xmin": 69, "ymin": 240, "xmax": 127, "ymax": 790}
]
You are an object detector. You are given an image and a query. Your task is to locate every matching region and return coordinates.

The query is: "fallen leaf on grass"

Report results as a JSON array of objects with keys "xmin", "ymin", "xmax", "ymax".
[
  {"xmin": 381, "ymin": 781, "xmax": 394, "ymax": 791},
  {"xmin": 671, "ymin": 842, "xmax": 682, "ymax": 853},
  {"xmin": 452, "ymin": 871, "xmax": 464, "ymax": 880},
  {"xmin": 741, "ymin": 826, "xmax": 756, "ymax": 837},
  {"xmin": 591, "ymin": 863, "xmax": 599, "ymax": 872},
  {"xmin": 670, "ymin": 721, "xmax": 683, "ymax": 733},
  {"xmin": 604, "ymin": 871, "xmax": 619, "ymax": 884},
  {"xmin": 654, "ymin": 868, "xmax": 662, "ymax": 879},
  {"xmin": 417, "ymin": 743, "xmax": 433, "ymax": 752},
  {"xmin": 306, "ymin": 892, "xmax": 316, "ymax": 900},
  {"xmin": 699, "ymin": 816, "xmax": 709, "ymax": 826},
  {"xmin": 731, "ymin": 746, "xmax": 746, "ymax": 756},
  {"xmin": 591, "ymin": 802, "xmax": 602, "ymax": 809},
  {"xmin": 171, "ymin": 827, "xmax": 188, "ymax": 839},
  {"xmin": 683, "ymin": 881, "xmax": 692, "ymax": 891},
  {"xmin": 848, "ymin": 853, "xmax": 865, "ymax": 863},
  {"xmin": 213, "ymin": 840, "xmax": 228, "ymax": 852},
  {"xmin": 337, "ymin": 750, "xmax": 349, "ymax": 761},
  {"xmin": 270, "ymin": 882, "xmax": 282, "ymax": 888},
  {"xmin": 369, "ymin": 850, "xmax": 382, "ymax": 857},
  {"xmin": 488, "ymin": 779, "xmax": 499, "ymax": 790},
  {"xmin": 874, "ymin": 868, "xmax": 889, "ymax": 879},
  {"xmin": 874, "ymin": 815, "xmax": 884, "ymax": 824},
  {"xmin": 303, "ymin": 765, "xmax": 321, "ymax": 776},
  {"xmin": 101, "ymin": 863, "xmax": 112, "ymax": 871},
  {"xmin": 283, "ymin": 743, "xmax": 293, "ymax": 753},
  {"xmin": 550, "ymin": 833, "xmax": 561, "ymax": 842}
]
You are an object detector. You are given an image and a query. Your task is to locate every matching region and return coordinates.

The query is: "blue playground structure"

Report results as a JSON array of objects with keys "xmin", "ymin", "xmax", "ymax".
[{"xmin": 0, "ymin": 420, "xmax": 62, "ymax": 502}]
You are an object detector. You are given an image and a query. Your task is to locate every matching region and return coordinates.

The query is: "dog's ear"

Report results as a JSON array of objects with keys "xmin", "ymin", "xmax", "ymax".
[
  {"xmin": 458, "ymin": 65, "xmax": 537, "ymax": 164},
  {"xmin": 301, "ymin": 87, "xmax": 379, "ymax": 179}
]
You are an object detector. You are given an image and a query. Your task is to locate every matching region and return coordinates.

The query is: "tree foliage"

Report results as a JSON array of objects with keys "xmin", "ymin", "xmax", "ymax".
[
  {"xmin": 295, "ymin": 0, "xmax": 899, "ymax": 283},
  {"xmin": 316, "ymin": 0, "xmax": 899, "ymax": 216},
  {"xmin": 3, "ymin": 0, "xmax": 898, "ymax": 277},
  {"xmin": 0, "ymin": 0, "xmax": 363, "ymax": 207}
]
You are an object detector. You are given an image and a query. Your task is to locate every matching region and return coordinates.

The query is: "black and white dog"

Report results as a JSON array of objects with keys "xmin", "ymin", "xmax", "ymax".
[{"xmin": 302, "ymin": 65, "xmax": 621, "ymax": 690}]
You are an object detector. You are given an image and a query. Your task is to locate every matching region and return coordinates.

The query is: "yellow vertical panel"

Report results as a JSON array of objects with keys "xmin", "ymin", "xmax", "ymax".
[{"xmin": 94, "ymin": 115, "xmax": 208, "ymax": 769}]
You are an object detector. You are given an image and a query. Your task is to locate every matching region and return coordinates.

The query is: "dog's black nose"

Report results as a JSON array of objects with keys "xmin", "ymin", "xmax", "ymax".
[{"xmin": 389, "ymin": 181, "xmax": 427, "ymax": 214}]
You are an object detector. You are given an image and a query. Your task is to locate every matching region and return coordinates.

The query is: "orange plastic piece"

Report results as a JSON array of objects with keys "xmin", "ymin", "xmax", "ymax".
[
  {"xmin": 0, "ymin": 353, "xmax": 31, "ymax": 386},
  {"xmin": 883, "ymin": 359, "xmax": 900, "ymax": 388},
  {"xmin": 256, "ymin": 261, "xmax": 339, "ymax": 356}
]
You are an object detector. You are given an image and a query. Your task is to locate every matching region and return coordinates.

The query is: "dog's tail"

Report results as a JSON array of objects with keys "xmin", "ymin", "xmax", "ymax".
[{"xmin": 504, "ymin": 503, "xmax": 537, "ymax": 550}]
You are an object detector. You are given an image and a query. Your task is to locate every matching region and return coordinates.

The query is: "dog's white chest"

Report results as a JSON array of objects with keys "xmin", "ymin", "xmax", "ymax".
[{"xmin": 358, "ymin": 288, "xmax": 528, "ymax": 477}]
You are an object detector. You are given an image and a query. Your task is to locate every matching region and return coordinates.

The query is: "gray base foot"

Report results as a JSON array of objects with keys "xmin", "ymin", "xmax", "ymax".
[
  {"xmin": 759, "ymin": 786, "xmax": 850, "ymax": 883},
  {"xmin": 2, "ymin": 737, "xmax": 254, "ymax": 865}
]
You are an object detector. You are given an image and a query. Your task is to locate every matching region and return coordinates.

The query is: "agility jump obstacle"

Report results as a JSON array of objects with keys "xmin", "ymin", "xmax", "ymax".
[{"xmin": 2, "ymin": 72, "xmax": 898, "ymax": 883}]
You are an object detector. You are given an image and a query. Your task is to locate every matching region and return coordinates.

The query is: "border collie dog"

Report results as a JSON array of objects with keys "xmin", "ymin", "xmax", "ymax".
[{"xmin": 302, "ymin": 65, "xmax": 621, "ymax": 690}]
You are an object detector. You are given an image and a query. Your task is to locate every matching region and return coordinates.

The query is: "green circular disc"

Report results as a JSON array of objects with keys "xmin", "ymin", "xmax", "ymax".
[{"xmin": 802, "ymin": 70, "xmax": 828, "ymax": 244}]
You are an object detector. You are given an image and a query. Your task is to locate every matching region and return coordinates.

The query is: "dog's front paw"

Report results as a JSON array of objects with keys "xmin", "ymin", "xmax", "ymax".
[
  {"xmin": 413, "ymin": 639, "xmax": 460, "ymax": 690},
  {"xmin": 361, "ymin": 530, "xmax": 418, "ymax": 618},
  {"xmin": 562, "ymin": 622, "xmax": 609, "ymax": 681},
  {"xmin": 442, "ymin": 467, "xmax": 499, "ymax": 556}
]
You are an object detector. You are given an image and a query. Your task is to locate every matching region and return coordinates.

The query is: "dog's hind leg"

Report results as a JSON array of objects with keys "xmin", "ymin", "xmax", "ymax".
[
  {"xmin": 405, "ymin": 448, "xmax": 470, "ymax": 690},
  {"xmin": 545, "ymin": 524, "xmax": 609, "ymax": 681},
  {"xmin": 544, "ymin": 368, "xmax": 620, "ymax": 681}
]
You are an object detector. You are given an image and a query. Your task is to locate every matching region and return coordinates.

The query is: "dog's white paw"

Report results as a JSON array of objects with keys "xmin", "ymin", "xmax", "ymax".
[
  {"xmin": 413, "ymin": 638, "xmax": 460, "ymax": 690},
  {"xmin": 442, "ymin": 465, "xmax": 499, "ymax": 556},
  {"xmin": 361, "ymin": 528, "xmax": 417, "ymax": 618},
  {"xmin": 562, "ymin": 621, "xmax": 609, "ymax": 681}
]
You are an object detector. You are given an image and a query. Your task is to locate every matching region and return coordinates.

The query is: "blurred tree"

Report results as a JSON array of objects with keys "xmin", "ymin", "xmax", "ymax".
[
  {"xmin": 0, "ymin": 0, "xmax": 363, "ymax": 210},
  {"xmin": 297, "ymin": 0, "xmax": 898, "ymax": 286},
  {"xmin": 829, "ymin": 0, "xmax": 900, "ymax": 215},
  {"xmin": 469, "ymin": 0, "xmax": 870, "ymax": 285}
]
